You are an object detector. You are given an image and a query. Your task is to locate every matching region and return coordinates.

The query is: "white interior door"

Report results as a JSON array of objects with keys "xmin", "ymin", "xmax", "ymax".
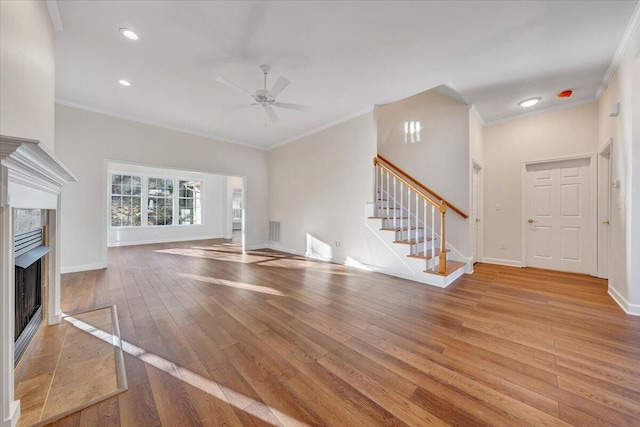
[
  {"xmin": 525, "ymin": 158, "xmax": 592, "ymax": 274},
  {"xmin": 472, "ymin": 165, "xmax": 480, "ymax": 263}
]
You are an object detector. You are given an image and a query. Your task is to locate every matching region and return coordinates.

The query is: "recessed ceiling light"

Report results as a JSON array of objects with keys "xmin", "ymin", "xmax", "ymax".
[
  {"xmin": 120, "ymin": 28, "xmax": 139, "ymax": 40},
  {"xmin": 518, "ymin": 97, "xmax": 541, "ymax": 108},
  {"xmin": 118, "ymin": 79, "xmax": 131, "ymax": 87}
]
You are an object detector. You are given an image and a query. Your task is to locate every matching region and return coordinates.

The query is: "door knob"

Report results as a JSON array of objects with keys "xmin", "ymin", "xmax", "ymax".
[
  {"xmin": 475, "ymin": 218, "xmax": 480, "ymax": 222},
  {"xmin": 528, "ymin": 218, "xmax": 536, "ymax": 224},
  {"xmin": 603, "ymin": 220, "xmax": 610, "ymax": 225}
]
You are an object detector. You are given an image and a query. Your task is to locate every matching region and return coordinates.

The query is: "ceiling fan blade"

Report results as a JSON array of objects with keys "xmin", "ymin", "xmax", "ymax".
[
  {"xmin": 263, "ymin": 105, "xmax": 279, "ymax": 123},
  {"xmin": 274, "ymin": 102, "xmax": 313, "ymax": 112},
  {"xmin": 269, "ymin": 76, "xmax": 290, "ymax": 98},
  {"xmin": 216, "ymin": 77, "xmax": 255, "ymax": 98}
]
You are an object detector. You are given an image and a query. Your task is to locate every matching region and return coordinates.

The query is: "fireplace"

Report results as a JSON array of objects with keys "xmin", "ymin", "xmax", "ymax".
[
  {"xmin": 14, "ymin": 226, "xmax": 50, "ymax": 365},
  {"xmin": 1, "ymin": 135, "xmax": 77, "ymax": 426}
]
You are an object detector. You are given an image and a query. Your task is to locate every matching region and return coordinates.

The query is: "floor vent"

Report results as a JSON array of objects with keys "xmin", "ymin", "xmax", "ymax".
[{"xmin": 269, "ymin": 221, "xmax": 281, "ymax": 243}]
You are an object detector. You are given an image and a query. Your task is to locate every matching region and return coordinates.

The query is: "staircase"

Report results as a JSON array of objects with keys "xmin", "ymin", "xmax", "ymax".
[{"xmin": 366, "ymin": 155, "xmax": 467, "ymax": 287}]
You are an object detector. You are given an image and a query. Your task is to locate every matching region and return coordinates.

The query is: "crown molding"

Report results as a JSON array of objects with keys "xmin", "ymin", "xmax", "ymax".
[
  {"xmin": 268, "ymin": 107, "xmax": 374, "ymax": 150},
  {"xmin": 55, "ymin": 100, "xmax": 267, "ymax": 151},
  {"xmin": 596, "ymin": 0, "xmax": 640, "ymax": 99},
  {"xmin": 45, "ymin": 0, "xmax": 64, "ymax": 32},
  {"xmin": 484, "ymin": 97, "xmax": 598, "ymax": 127}
]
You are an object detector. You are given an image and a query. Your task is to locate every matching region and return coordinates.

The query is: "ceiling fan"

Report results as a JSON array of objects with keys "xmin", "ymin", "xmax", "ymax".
[{"xmin": 216, "ymin": 65, "xmax": 312, "ymax": 123}]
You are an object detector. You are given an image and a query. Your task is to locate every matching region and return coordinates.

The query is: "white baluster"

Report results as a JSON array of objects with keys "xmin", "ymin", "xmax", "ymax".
[
  {"xmin": 415, "ymin": 193, "xmax": 419, "ymax": 250},
  {"xmin": 423, "ymin": 199, "xmax": 427, "ymax": 256},
  {"xmin": 400, "ymin": 182, "xmax": 403, "ymax": 233},
  {"xmin": 386, "ymin": 170, "xmax": 390, "ymax": 221},
  {"xmin": 379, "ymin": 167, "xmax": 383, "ymax": 216},
  {"xmin": 393, "ymin": 177, "xmax": 397, "ymax": 228},
  {"xmin": 407, "ymin": 186, "xmax": 411, "ymax": 235},
  {"xmin": 431, "ymin": 204, "xmax": 435, "ymax": 271}
]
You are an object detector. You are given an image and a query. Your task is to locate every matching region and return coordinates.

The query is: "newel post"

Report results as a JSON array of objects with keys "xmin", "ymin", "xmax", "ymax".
[{"xmin": 439, "ymin": 201, "xmax": 447, "ymax": 274}]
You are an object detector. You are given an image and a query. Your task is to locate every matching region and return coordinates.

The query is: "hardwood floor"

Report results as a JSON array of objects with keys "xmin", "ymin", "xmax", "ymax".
[{"xmin": 43, "ymin": 238, "xmax": 640, "ymax": 426}]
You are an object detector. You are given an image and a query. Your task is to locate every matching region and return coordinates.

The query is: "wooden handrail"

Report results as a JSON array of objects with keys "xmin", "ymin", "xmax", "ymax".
[
  {"xmin": 375, "ymin": 155, "xmax": 468, "ymax": 219},
  {"xmin": 375, "ymin": 160, "xmax": 442, "ymax": 210}
]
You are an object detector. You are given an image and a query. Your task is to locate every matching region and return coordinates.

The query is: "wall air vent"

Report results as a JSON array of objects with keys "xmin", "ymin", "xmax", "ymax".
[{"xmin": 269, "ymin": 221, "xmax": 281, "ymax": 243}]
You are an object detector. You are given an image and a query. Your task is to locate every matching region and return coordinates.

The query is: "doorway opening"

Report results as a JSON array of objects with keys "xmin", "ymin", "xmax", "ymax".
[{"xmin": 226, "ymin": 176, "xmax": 244, "ymax": 247}]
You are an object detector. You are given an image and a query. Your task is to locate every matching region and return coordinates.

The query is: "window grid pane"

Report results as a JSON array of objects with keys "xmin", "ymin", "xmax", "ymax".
[
  {"xmin": 178, "ymin": 180, "xmax": 201, "ymax": 225},
  {"xmin": 111, "ymin": 174, "xmax": 142, "ymax": 228},
  {"xmin": 148, "ymin": 177, "xmax": 174, "ymax": 226}
]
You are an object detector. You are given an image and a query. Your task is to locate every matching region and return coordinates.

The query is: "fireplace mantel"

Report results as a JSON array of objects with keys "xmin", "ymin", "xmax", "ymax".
[{"xmin": 1, "ymin": 135, "xmax": 76, "ymax": 427}]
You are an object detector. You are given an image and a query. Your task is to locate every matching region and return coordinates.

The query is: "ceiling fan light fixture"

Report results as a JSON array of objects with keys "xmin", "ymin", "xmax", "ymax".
[
  {"xmin": 120, "ymin": 28, "xmax": 140, "ymax": 40},
  {"xmin": 518, "ymin": 97, "xmax": 541, "ymax": 108},
  {"xmin": 118, "ymin": 79, "xmax": 131, "ymax": 87}
]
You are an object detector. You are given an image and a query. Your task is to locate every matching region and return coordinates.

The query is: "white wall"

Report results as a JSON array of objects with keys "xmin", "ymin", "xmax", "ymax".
[
  {"xmin": 55, "ymin": 105, "xmax": 268, "ymax": 273},
  {"xmin": 469, "ymin": 108, "xmax": 484, "ymax": 166},
  {"xmin": 106, "ymin": 162, "xmax": 226, "ymax": 247},
  {"xmin": 268, "ymin": 112, "xmax": 411, "ymax": 272},
  {"xmin": 482, "ymin": 103, "xmax": 599, "ymax": 265},
  {"xmin": 376, "ymin": 88, "xmax": 471, "ymax": 255},
  {"xmin": 0, "ymin": 2, "xmax": 56, "ymax": 425},
  {"xmin": 0, "ymin": 0, "xmax": 55, "ymax": 151},
  {"xmin": 598, "ymin": 21, "xmax": 640, "ymax": 314}
]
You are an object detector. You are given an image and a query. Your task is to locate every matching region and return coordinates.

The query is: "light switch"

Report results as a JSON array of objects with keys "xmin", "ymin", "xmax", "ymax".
[{"xmin": 495, "ymin": 203, "xmax": 501, "ymax": 210}]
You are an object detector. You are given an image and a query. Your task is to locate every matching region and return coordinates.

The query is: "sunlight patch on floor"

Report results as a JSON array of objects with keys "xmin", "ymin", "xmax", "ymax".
[
  {"xmin": 64, "ymin": 314, "xmax": 309, "ymax": 426},
  {"xmin": 177, "ymin": 272, "xmax": 286, "ymax": 296}
]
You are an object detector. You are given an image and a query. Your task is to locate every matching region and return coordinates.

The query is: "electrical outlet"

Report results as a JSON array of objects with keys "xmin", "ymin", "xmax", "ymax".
[
  {"xmin": 495, "ymin": 203, "xmax": 501, "ymax": 210},
  {"xmin": 334, "ymin": 241, "xmax": 341, "ymax": 248},
  {"xmin": 500, "ymin": 242, "xmax": 506, "ymax": 249}
]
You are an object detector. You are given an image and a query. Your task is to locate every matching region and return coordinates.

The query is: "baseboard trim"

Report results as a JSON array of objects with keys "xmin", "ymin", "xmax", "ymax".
[
  {"xmin": 2, "ymin": 400, "xmax": 20, "ymax": 427},
  {"xmin": 608, "ymin": 286, "xmax": 640, "ymax": 316},
  {"xmin": 266, "ymin": 244, "xmax": 306, "ymax": 257},
  {"xmin": 48, "ymin": 312, "xmax": 62, "ymax": 325},
  {"xmin": 107, "ymin": 234, "xmax": 224, "ymax": 248},
  {"xmin": 245, "ymin": 244, "xmax": 268, "ymax": 251},
  {"xmin": 482, "ymin": 257, "xmax": 523, "ymax": 268},
  {"xmin": 60, "ymin": 261, "xmax": 108, "ymax": 274}
]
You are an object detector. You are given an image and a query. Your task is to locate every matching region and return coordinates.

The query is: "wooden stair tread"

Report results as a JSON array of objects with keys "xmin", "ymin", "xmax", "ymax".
[
  {"xmin": 425, "ymin": 260, "xmax": 466, "ymax": 276},
  {"xmin": 407, "ymin": 249, "xmax": 449, "ymax": 260},
  {"xmin": 368, "ymin": 216, "xmax": 410, "ymax": 219}
]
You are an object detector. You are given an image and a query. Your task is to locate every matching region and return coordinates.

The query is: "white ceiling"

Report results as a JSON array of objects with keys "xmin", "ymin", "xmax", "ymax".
[{"xmin": 54, "ymin": 1, "xmax": 639, "ymax": 150}]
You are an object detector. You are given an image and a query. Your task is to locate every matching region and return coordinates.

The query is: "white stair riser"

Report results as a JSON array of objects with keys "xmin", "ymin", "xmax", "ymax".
[
  {"xmin": 394, "ymin": 228, "xmax": 425, "ymax": 240},
  {"xmin": 381, "ymin": 218, "xmax": 417, "ymax": 228}
]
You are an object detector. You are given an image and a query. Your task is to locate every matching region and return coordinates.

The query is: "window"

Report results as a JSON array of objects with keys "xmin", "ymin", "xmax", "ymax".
[
  {"xmin": 147, "ymin": 177, "xmax": 174, "ymax": 226},
  {"xmin": 178, "ymin": 180, "xmax": 201, "ymax": 225},
  {"xmin": 109, "ymin": 172, "xmax": 202, "ymax": 228},
  {"xmin": 232, "ymin": 189, "xmax": 242, "ymax": 222},
  {"xmin": 111, "ymin": 174, "xmax": 142, "ymax": 227}
]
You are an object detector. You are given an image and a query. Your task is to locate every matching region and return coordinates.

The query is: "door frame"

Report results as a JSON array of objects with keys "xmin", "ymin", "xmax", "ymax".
[
  {"xmin": 597, "ymin": 140, "xmax": 612, "ymax": 279},
  {"xmin": 471, "ymin": 160, "xmax": 483, "ymax": 264},
  {"xmin": 520, "ymin": 153, "xmax": 597, "ymax": 275}
]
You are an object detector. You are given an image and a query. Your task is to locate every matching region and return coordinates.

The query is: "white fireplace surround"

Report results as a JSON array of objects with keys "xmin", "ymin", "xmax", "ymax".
[{"xmin": 1, "ymin": 135, "xmax": 76, "ymax": 427}]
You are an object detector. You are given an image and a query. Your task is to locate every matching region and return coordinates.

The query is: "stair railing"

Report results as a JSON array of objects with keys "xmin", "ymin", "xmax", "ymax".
[{"xmin": 374, "ymin": 155, "xmax": 467, "ymax": 274}]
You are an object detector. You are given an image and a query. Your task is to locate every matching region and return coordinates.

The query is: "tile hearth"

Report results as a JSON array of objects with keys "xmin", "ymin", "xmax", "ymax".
[{"xmin": 15, "ymin": 306, "xmax": 127, "ymax": 427}]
